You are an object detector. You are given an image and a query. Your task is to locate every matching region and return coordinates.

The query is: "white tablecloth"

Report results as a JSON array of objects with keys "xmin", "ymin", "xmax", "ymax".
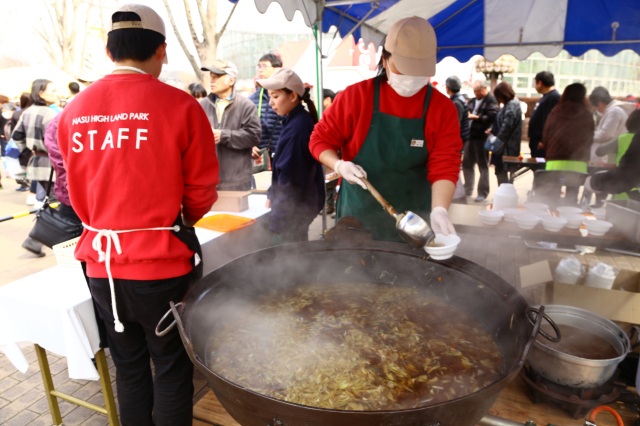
[
  {"xmin": 0, "ymin": 194, "xmax": 270, "ymax": 380},
  {"xmin": 0, "ymin": 265, "xmax": 100, "ymax": 379}
]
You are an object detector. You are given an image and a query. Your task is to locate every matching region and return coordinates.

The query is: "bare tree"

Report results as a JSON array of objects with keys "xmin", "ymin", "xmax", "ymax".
[
  {"xmin": 36, "ymin": 0, "xmax": 83, "ymax": 75},
  {"xmin": 161, "ymin": 0, "xmax": 238, "ymax": 79}
]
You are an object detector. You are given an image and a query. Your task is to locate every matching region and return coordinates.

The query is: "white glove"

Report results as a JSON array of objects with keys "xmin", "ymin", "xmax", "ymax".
[
  {"xmin": 334, "ymin": 160, "xmax": 367, "ymax": 190},
  {"xmin": 430, "ymin": 206, "xmax": 456, "ymax": 236},
  {"xmin": 583, "ymin": 176, "xmax": 594, "ymax": 193}
]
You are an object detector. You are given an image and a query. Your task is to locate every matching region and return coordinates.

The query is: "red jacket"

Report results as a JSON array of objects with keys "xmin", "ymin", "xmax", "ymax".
[
  {"xmin": 309, "ymin": 77, "xmax": 461, "ymax": 184},
  {"xmin": 58, "ymin": 73, "xmax": 219, "ymax": 280}
]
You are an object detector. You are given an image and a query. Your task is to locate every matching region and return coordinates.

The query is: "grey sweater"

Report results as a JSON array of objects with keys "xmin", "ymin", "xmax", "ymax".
[{"xmin": 200, "ymin": 91, "xmax": 261, "ymax": 190}]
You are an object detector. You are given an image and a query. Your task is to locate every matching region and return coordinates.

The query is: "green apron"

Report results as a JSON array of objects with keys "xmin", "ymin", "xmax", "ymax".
[{"xmin": 336, "ymin": 77, "xmax": 432, "ymax": 242}]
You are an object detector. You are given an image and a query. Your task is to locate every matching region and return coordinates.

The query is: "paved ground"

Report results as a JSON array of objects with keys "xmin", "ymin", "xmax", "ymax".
[{"xmin": 0, "ymin": 150, "xmax": 533, "ymax": 425}]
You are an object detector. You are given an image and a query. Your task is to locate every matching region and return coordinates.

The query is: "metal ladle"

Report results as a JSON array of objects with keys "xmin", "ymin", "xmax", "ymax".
[{"xmin": 361, "ymin": 178, "xmax": 435, "ymax": 248}]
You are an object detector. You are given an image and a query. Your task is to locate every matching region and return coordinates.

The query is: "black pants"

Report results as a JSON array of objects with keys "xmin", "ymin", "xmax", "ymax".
[
  {"xmin": 462, "ymin": 139, "xmax": 490, "ymax": 197},
  {"xmin": 529, "ymin": 139, "xmax": 545, "ymax": 158},
  {"xmin": 88, "ymin": 274, "xmax": 194, "ymax": 426}
]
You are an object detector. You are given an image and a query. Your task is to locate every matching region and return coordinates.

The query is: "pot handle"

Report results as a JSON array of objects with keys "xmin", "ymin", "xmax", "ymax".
[
  {"xmin": 155, "ymin": 301, "xmax": 183, "ymax": 337},
  {"xmin": 526, "ymin": 306, "xmax": 561, "ymax": 343}
]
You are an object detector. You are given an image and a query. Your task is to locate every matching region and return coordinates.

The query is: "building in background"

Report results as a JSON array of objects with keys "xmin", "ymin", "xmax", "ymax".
[{"xmin": 505, "ymin": 50, "xmax": 640, "ymax": 99}]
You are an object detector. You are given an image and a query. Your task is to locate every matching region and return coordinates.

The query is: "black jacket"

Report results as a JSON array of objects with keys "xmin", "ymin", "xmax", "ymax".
[
  {"xmin": 591, "ymin": 132, "xmax": 640, "ymax": 199},
  {"xmin": 468, "ymin": 93, "xmax": 499, "ymax": 140},
  {"xmin": 450, "ymin": 92, "xmax": 470, "ymax": 143},
  {"xmin": 528, "ymin": 89, "xmax": 560, "ymax": 145}
]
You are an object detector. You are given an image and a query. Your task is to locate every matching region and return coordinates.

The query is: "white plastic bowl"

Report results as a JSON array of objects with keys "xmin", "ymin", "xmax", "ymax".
[
  {"xmin": 478, "ymin": 210, "xmax": 504, "ymax": 226},
  {"xmin": 502, "ymin": 208, "xmax": 521, "ymax": 223},
  {"xmin": 585, "ymin": 220, "xmax": 613, "ymax": 236},
  {"xmin": 524, "ymin": 202, "xmax": 549, "ymax": 213},
  {"xmin": 591, "ymin": 207, "xmax": 607, "ymax": 220},
  {"xmin": 514, "ymin": 212, "xmax": 541, "ymax": 230},
  {"xmin": 542, "ymin": 216, "xmax": 568, "ymax": 232},
  {"xmin": 424, "ymin": 233, "xmax": 461, "ymax": 260},
  {"xmin": 556, "ymin": 206, "xmax": 584, "ymax": 216},
  {"xmin": 564, "ymin": 214, "xmax": 585, "ymax": 229}
]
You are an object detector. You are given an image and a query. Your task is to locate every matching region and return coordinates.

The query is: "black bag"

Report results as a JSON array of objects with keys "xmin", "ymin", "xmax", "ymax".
[
  {"xmin": 29, "ymin": 202, "xmax": 83, "ymax": 248},
  {"xmin": 28, "ymin": 169, "xmax": 83, "ymax": 248},
  {"xmin": 484, "ymin": 135, "xmax": 504, "ymax": 155}
]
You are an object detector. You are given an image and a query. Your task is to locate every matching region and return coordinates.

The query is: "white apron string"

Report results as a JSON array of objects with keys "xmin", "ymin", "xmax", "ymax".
[{"xmin": 82, "ymin": 222, "xmax": 180, "ymax": 333}]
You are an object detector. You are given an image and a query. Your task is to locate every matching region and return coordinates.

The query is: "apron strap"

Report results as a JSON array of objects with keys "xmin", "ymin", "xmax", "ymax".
[
  {"xmin": 423, "ymin": 84, "xmax": 433, "ymax": 118},
  {"xmin": 83, "ymin": 222, "xmax": 180, "ymax": 333},
  {"xmin": 373, "ymin": 76, "xmax": 383, "ymax": 113}
]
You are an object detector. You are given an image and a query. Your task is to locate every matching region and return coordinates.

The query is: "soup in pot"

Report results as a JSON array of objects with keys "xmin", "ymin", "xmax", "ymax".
[{"xmin": 206, "ymin": 282, "xmax": 504, "ymax": 411}]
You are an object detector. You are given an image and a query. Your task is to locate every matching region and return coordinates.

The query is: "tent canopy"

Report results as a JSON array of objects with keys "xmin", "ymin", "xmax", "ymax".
[{"xmin": 245, "ymin": 0, "xmax": 640, "ymax": 61}]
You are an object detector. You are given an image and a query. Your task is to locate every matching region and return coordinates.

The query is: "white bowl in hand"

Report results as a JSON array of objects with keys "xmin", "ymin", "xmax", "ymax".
[
  {"xmin": 542, "ymin": 216, "xmax": 567, "ymax": 232},
  {"xmin": 585, "ymin": 220, "xmax": 613, "ymax": 236},
  {"xmin": 564, "ymin": 214, "xmax": 585, "ymax": 229},
  {"xmin": 424, "ymin": 234, "xmax": 461, "ymax": 260},
  {"xmin": 514, "ymin": 212, "xmax": 541, "ymax": 230},
  {"xmin": 478, "ymin": 210, "xmax": 504, "ymax": 226}
]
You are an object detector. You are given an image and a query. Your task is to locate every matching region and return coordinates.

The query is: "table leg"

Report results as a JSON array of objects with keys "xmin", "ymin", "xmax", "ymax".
[
  {"xmin": 33, "ymin": 344, "xmax": 120, "ymax": 426},
  {"xmin": 95, "ymin": 349, "xmax": 119, "ymax": 426},
  {"xmin": 34, "ymin": 343, "xmax": 63, "ymax": 425}
]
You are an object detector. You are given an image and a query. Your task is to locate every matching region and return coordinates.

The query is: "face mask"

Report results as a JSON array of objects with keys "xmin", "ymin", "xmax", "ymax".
[
  {"xmin": 387, "ymin": 71, "xmax": 429, "ymax": 97},
  {"xmin": 2, "ymin": 111, "xmax": 12, "ymax": 120}
]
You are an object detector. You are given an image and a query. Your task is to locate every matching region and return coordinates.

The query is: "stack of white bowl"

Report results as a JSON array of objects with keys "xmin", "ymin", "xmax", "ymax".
[
  {"xmin": 478, "ymin": 210, "xmax": 504, "ymax": 226},
  {"xmin": 556, "ymin": 206, "xmax": 585, "ymax": 229},
  {"xmin": 585, "ymin": 262, "xmax": 618, "ymax": 289},
  {"xmin": 493, "ymin": 184, "xmax": 518, "ymax": 211},
  {"xmin": 585, "ymin": 220, "xmax": 613, "ymax": 236},
  {"xmin": 514, "ymin": 212, "xmax": 541, "ymax": 230},
  {"xmin": 541, "ymin": 216, "xmax": 567, "ymax": 232}
]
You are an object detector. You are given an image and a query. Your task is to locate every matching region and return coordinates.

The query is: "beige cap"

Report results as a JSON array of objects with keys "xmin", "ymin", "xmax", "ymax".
[
  {"xmin": 201, "ymin": 59, "xmax": 239, "ymax": 79},
  {"xmin": 110, "ymin": 4, "xmax": 168, "ymax": 64},
  {"xmin": 384, "ymin": 16, "xmax": 437, "ymax": 77},
  {"xmin": 256, "ymin": 68, "xmax": 305, "ymax": 97}
]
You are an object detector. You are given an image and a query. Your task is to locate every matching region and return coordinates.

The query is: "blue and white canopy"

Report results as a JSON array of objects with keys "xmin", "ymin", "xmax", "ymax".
[{"xmin": 247, "ymin": 0, "xmax": 640, "ymax": 61}]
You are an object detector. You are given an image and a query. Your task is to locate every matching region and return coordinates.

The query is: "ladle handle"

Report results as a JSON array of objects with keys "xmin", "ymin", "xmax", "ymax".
[{"xmin": 361, "ymin": 178, "xmax": 398, "ymax": 217}]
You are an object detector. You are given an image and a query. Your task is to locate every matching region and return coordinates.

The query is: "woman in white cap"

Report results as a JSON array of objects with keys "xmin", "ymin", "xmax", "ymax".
[
  {"xmin": 309, "ymin": 16, "xmax": 461, "ymax": 243},
  {"xmin": 257, "ymin": 68, "xmax": 325, "ymax": 244}
]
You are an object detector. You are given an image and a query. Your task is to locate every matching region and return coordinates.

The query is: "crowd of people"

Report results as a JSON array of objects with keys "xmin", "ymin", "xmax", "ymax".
[
  {"xmin": 444, "ymin": 69, "xmax": 639, "ymax": 206},
  {"xmin": 1, "ymin": 3, "xmax": 639, "ymax": 425}
]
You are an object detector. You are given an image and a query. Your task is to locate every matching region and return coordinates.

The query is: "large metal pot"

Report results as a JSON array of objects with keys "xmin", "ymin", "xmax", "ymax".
[
  {"xmin": 168, "ymin": 240, "xmax": 540, "ymax": 426},
  {"xmin": 527, "ymin": 305, "xmax": 631, "ymax": 388}
]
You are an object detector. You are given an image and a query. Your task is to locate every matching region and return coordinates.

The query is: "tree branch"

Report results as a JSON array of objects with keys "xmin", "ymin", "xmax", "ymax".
[{"xmin": 162, "ymin": 0, "xmax": 203, "ymax": 79}]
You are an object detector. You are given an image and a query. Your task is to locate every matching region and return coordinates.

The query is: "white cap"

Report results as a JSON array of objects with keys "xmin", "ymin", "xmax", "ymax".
[
  {"xmin": 111, "ymin": 4, "xmax": 166, "ymax": 37},
  {"xmin": 110, "ymin": 4, "xmax": 168, "ymax": 64}
]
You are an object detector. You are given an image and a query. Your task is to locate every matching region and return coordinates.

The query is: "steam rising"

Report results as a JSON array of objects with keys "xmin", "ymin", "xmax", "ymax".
[{"xmin": 182, "ymin": 243, "xmax": 530, "ymax": 412}]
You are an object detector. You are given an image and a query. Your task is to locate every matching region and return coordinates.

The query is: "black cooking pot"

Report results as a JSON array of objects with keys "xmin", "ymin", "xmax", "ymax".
[{"xmin": 166, "ymin": 240, "xmax": 540, "ymax": 426}]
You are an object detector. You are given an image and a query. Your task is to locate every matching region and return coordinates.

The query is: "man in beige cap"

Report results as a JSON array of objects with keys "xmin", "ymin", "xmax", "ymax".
[
  {"xmin": 309, "ymin": 16, "xmax": 461, "ymax": 243},
  {"xmin": 57, "ymin": 4, "xmax": 219, "ymax": 425},
  {"xmin": 200, "ymin": 59, "xmax": 261, "ymax": 190}
]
